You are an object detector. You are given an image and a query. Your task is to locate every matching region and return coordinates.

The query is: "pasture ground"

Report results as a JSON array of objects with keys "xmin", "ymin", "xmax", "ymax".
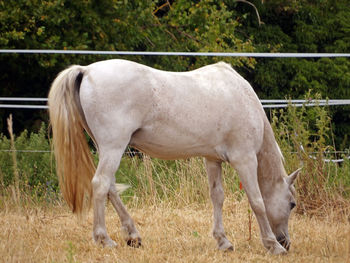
[{"xmin": 1, "ymin": 196, "xmax": 349, "ymax": 263}]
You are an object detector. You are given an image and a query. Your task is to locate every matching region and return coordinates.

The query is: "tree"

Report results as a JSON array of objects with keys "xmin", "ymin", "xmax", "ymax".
[{"xmin": 235, "ymin": 0, "xmax": 350, "ymax": 148}]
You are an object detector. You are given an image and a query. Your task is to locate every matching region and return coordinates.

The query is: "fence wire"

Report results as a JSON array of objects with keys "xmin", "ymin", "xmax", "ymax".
[
  {"xmin": 0, "ymin": 148, "xmax": 349, "ymax": 163},
  {"xmin": 1, "ymin": 49, "xmax": 350, "ymax": 58},
  {"xmin": 1, "ymin": 98, "xmax": 350, "ymax": 109}
]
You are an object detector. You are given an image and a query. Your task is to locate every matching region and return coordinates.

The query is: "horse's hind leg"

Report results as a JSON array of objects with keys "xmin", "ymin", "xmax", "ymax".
[
  {"xmin": 205, "ymin": 159, "xmax": 233, "ymax": 251},
  {"xmin": 108, "ymin": 184, "xmax": 141, "ymax": 247},
  {"xmin": 92, "ymin": 148, "xmax": 125, "ymax": 247},
  {"xmin": 229, "ymin": 154, "xmax": 286, "ymax": 254}
]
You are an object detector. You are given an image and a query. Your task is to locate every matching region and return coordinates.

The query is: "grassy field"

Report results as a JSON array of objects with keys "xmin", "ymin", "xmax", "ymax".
[{"xmin": 1, "ymin": 196, "xmax": 349, "ymax": 263}]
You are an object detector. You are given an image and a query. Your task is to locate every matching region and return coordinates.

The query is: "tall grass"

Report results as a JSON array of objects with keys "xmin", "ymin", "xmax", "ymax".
[
  {"xmin": 1, "ymin": 95, "xmax": 349, "ymax": 216},
  {"xmin": 271, "ymin": 92, "xmax": 350, "ymax": 216},
  {"xmin": 117, "ymin": 155, "xmax": 241, "ymax": 207}
]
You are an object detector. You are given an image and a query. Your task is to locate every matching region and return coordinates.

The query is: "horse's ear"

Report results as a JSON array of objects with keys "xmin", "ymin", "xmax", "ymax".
[{"xmin": 286, "ymin": 168, "xmax": 302, "ymax": 185}]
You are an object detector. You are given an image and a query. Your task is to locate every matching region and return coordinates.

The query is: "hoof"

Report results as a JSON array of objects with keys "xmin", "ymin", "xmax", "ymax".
[
  {"xmin": 104, "ymin": 239, "xmax": 118, "ymax": 248},
  {"xmin": 269, "ymin": 243, "xmax": 287, "ymax": 255},
  {"xmin": 126, "ymin": 237, "xmax": 142, "ymax": 248},
  {"xmin": 93, "ymin": 232, "xmax": 117, "ymax": 248},
  {"xmin": 223, "ymin": 245, "xmax": 234, "ymax": 252},
  {"xmin": 94, "ymin": 237, "xmax": 118, "ymax": 248},
  {"xmin": 218, "ymin": 241, "xmax": 234, "ymax": 251}
]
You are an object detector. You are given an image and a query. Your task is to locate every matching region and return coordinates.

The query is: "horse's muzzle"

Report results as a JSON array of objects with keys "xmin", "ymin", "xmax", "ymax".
[{"xmin": 277, "ymin": 235, "xmax": 290, "ymax": 251}]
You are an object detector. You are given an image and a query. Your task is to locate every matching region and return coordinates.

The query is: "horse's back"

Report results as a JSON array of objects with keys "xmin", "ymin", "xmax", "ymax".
[{"xmin": 79, "ymin": 59, "xmax": 266, "ymax": 161}]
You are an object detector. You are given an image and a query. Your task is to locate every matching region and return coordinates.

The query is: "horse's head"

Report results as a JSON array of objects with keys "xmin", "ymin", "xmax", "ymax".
[{"xmin": 264, "ymin": 168, "xmax": 301, "ymax": 251}]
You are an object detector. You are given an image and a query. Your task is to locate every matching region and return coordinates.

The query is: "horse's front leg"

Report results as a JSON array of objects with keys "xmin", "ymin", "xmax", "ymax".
[
  {"xmin": 205, "ymin": 159, "xmax": 233, "ymax": 251},
  {"xmin": 230, "ymin": 154, "xmax": 286, "ymax": 255},
  {"xmin": 108, "ymin": 184, "xmax": 141, "ymax": 247}
]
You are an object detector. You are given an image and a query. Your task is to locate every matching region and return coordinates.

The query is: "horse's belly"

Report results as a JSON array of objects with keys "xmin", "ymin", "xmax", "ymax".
[
  {"xmin": 129, "ymin": 128, "xmax": 219, "ymax": 160},
  {"xmin": 129, "ymin": 143, "xmax": 200, "ymax": 160}
]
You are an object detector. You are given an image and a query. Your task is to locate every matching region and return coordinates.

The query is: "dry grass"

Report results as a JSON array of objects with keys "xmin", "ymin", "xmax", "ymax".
[{"xmin": 1, "ymin": 196, "xmax": 349, "ymax": 263}]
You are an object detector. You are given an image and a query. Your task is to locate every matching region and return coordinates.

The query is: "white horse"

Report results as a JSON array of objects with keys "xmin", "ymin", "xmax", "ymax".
[{"xmin": 48, "ymin": 59, "xmax": 301, "ymax": 254}]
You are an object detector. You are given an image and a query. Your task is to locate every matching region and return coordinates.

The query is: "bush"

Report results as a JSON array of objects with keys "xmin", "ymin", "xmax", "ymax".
[{"xmin": 0, "ymin": 119, "xmax": 58, "ymax": 203}]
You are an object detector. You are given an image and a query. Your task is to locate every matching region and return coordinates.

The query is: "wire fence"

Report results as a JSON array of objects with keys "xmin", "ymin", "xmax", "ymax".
[
  {"xmin": 1, "ymin": 49, "xmax": 350, "ymax": 57},
  {"xmin": 1, "ymin": 148, "xmax": 349, "ymax": 163},
  {"xmin": 1, "ymin": 98, "xmax": 350, "ymax": 109}
]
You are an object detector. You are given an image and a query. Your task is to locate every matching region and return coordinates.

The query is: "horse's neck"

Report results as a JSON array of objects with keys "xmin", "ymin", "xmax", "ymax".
[{"xmin": 257, "ymin": 119, "xmax": 285, "ymax": 193}]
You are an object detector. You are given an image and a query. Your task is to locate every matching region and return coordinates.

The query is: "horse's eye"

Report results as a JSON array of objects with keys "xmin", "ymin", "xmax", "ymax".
[{"xmin": 290, "ymin": 202, "xmax": 296, "ymax": 210}]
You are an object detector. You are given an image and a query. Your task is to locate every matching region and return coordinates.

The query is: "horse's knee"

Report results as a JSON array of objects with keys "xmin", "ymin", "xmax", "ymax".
[{"xmin": 92, "ymin": 175, "xmax": 110, "ymax": 200}]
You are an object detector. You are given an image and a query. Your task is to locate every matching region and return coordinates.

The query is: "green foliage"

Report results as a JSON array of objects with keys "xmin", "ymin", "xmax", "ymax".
[
  {"xmin": 65, "ymin": 241, "xmax": 77, "ymax": 263},
  {"xmin": 271, "ymin": 92, "xmax": 350, "ymax": 214},
  {"xmin": 271, "ymin": 92, "xmax": 333, "ymax": 167},
  {"xmin": 237, "ymin": 0, "xmax": 350, "ymax": 149},
  {"xmin": 152, "ymin": 0, "xmax": 256, "ymax": 69},
  {"xmin": 0, "ymin": 122, "xmax": 57, "ymax": 201}
]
